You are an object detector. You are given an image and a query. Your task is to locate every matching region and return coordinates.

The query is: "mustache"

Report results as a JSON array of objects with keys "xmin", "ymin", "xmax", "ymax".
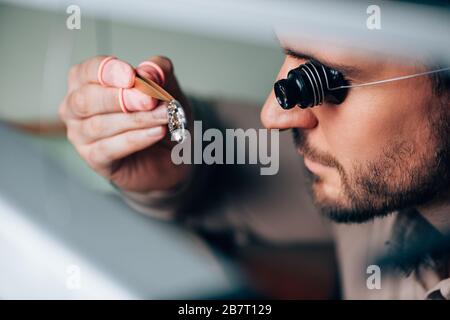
[{"xmin": 292, "ymin": 128, "xmax": 342, "ymax": 170}]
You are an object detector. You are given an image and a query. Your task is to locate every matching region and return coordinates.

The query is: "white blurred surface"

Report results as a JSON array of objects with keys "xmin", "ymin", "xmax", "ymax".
[
  {"xmin": 0, "ymin": 196, "xmax": 135, "ymax": 299},
  {"xmin": 0, "ymin": 125, "xmax": 241, "ymax": 299}
]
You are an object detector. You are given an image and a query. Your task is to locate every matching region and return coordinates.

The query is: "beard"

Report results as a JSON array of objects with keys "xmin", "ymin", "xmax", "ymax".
[{"xmin": 293, "ymin": 108, "xmax": 450, "ymax": 224}]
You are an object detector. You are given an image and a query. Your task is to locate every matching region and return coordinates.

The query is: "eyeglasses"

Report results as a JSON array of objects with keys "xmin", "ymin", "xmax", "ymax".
[{"xmin": 274, "ymin": 60, "xmax": 450, "ymax": 110}]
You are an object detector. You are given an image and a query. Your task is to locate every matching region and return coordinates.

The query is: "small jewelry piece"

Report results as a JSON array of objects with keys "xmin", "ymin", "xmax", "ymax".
[{"xmin": 167, "ymin": 99, "xmax": 187, "ymax": 143}]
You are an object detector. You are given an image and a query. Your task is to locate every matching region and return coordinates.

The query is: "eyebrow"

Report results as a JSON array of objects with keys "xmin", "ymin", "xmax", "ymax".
[{"xmin": 283, "ymin": 47, "xmax": 363, "ymax": 79}]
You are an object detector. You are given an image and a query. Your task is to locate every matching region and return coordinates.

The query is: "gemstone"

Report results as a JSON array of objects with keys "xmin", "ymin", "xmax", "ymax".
[{"xmin": 167, "ymin": 99, "xmax": 187, "ymax": 143}]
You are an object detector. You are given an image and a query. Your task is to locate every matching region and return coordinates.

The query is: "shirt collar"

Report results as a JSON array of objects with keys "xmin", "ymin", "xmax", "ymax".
[
  {"xmin": 426, "ymin": 278, "xmax": 450, "ymax": 300},
  {"xmin": 377, "ymin": 207, "xmax": 450, "ymax": 278}
]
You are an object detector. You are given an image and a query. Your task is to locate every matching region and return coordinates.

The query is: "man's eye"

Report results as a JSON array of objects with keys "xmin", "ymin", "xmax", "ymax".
[{"xmin": 342, "ymin": 74, "xmax": 353, "ymax": 86}]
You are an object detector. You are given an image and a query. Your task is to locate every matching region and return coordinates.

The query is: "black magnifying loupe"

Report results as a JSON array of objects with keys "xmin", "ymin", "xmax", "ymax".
[{"xmin": 274, "ymin": 60, "xmax": 349, "ymax": 109}]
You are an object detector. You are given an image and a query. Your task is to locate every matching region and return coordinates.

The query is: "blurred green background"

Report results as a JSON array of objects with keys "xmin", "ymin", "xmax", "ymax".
[{"xmin": 0, "ymin": 3, "xmax": 283, "ymax": 122}]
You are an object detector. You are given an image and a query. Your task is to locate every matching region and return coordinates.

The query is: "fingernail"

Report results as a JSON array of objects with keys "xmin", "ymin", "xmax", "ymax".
[
  {"xmin": 147, "ymin": 126, "xmax": 163, "ymax": 137},
  {"xmin": 123, "ymin": 89, "xmax": 157, "ymax": 111},
  {"xmin": 102, "ymin": 60, "xmax": 135, "ymax": 88},
  {"xmin": 152, "ymin": 104, "xmax": 168, "ymax": 120}
]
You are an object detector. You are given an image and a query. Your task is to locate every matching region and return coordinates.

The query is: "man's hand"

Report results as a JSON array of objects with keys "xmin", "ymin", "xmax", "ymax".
[{"xmin": 59, "ymin": 55, "xmax": 191, "ymax": 193}]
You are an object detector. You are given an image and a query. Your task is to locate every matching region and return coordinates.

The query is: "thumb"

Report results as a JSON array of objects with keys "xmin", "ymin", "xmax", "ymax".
[
  {"xmin": 122, "ymin": 56, "xmax": 175, "ymax": 112},
  {"xmin": 135, "ymin": 56, "xmax": 174, "ymax": 87}
]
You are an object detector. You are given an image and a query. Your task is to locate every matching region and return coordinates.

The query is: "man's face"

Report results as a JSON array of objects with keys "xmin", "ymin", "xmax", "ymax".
[{"xmin": 261, "ymin": 39, "xmax": 450, "ymax": 223}]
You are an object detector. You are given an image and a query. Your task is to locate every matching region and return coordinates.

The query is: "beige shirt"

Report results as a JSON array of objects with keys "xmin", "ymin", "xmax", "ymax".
[
  {"xmin": 119, "ymin": 99, "xmax": 450, "ymax": 300},
  {"xmin": 334, "ymin": 214, "xmax": 450, "ymax": 299}
]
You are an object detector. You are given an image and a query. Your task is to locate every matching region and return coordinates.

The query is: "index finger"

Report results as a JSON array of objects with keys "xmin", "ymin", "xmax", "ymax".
[{"xmin": 69, "ymin": 56, "xmax": 135, "ymax": 90}]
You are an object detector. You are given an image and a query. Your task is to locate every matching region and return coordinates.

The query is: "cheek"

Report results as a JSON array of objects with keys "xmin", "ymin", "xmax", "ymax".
[{"xmin": 318, "ymin": 83, "xmax": 431, "ymax": 171}]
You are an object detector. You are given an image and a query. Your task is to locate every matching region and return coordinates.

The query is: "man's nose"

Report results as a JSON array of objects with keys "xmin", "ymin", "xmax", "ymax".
[{"xmin": 260, "ymin": 89, "xmax": 318, "ymax": 130}]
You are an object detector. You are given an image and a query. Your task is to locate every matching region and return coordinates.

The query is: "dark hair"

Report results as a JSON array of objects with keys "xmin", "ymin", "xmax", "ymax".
[{"xmin": 430, "ymin": 65, "xmax": 450, "ymax": 96}]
